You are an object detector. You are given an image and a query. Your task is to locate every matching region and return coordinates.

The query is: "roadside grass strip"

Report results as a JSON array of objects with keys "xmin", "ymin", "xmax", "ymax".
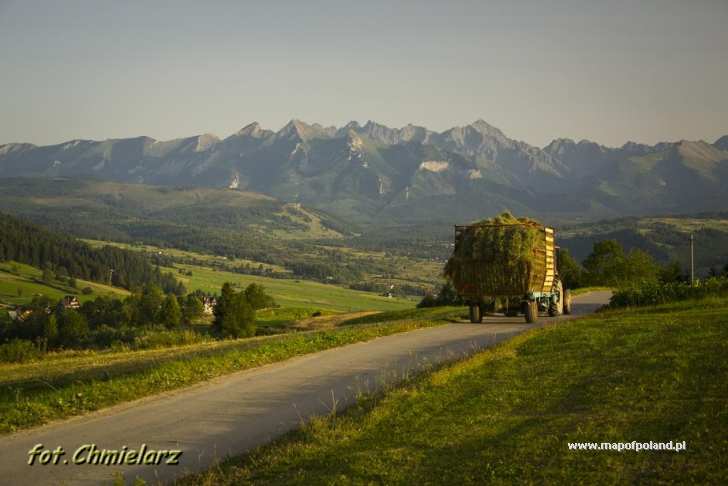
[{"xmin": 0, "ymin": 311, "xmax": 463, "ymax": 434}]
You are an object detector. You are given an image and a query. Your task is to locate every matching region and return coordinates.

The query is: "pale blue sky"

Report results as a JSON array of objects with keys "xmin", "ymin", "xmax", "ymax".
[{"xmin": 1, "ymin": 0, "xmax": 727, "ymax": 147}]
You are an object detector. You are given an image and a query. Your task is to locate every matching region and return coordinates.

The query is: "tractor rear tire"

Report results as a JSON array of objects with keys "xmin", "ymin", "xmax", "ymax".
[
  {"xmin": 525, "ymin": 301, "xmax": 539, "ymax": 323},
  {"xmin": 549, "ymin": 279, "xmax": 564, "ymax": 317},
  {"xmin": 548, "ymin": 300, "xmax": 558, "ymax": 317},
  {"xmin": 563, "ymin": 289, "xmax": 573, "ymax": 315},
  {"xmin": 469, "ymin": 304, "xmax": 482, "ymax": 323}
]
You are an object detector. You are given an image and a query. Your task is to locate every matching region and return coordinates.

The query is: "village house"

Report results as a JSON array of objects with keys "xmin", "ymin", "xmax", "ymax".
[
  {"xmin": 61, "ymin": 295, "xmax": 81, "ymax": 310},
  {"xmin": 202, "ymin": 296, "xmax": 217, "ymax": 315}
]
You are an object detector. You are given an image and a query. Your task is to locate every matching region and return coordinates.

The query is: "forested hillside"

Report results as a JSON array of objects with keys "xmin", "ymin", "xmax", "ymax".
[{"xmin": 0, "ymin": 213, "xmax": 182, "ymax": 293}]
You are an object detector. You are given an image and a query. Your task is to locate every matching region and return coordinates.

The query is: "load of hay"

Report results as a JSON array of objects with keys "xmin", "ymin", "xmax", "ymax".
[{"xmin": 444, "ymin": 212, "xmax": 546, "ymax": 298}]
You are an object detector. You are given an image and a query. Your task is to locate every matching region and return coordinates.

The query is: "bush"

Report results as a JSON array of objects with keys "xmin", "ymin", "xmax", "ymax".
[
  {"xmin": 244, "ymin": 283, "xmax": 276, "ymax": 310},
  {"xmin": 0, "ymin": 339, "xmax": 42, "ymax": 363},
  {"xmin": 609, "ymin": 277, "xmax": 728, "ymax": 308},
  {"xmin": 81, "ymin": 286, "xmax": 93, "ymax": 295},
  {"xmin": 133, "ymin": 329, "xmax": 209, "ymax": 349},
  {"xmin": 418, "ymin": 282, "xmax": 465, "ymax": 308},
  {"xmin": 417, "ymin": 294, "xmax": 437, "ymax": 308}
]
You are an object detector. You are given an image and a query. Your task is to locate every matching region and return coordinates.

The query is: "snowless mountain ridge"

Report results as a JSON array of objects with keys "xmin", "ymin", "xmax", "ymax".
[{"xmin": 1, "ymin": 119, "xmax": 727, "ymax": 224}]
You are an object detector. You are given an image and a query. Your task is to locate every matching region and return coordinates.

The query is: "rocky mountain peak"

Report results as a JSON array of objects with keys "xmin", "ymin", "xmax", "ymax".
[
  {"xmin": 714, "ymin": 135, "xmax": 728, "ymax": 151},
  {"xmin": 194, "ymin": 134, "xmax": 219, "ymax": 152},
  {"xmin": 469, "ymin": 119, "xmax": 506, "ymax": 137},
  {"xmin": 235, "ymin": 122, "xmax": 267, "ymax": 138}
]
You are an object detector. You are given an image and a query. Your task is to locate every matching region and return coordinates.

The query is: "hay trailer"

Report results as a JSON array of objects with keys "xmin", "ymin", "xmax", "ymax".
[{"xmin": 451, "ymin": 223, "xmax": 572, "ymax": 324}]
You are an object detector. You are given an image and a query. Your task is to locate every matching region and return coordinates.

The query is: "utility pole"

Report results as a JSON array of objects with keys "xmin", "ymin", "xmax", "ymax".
[{"xmin": 690, "ymin": 234, "xmax": 694, "ymax": 287}]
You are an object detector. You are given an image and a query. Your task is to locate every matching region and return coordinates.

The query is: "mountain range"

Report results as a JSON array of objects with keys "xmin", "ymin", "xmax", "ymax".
[{"xmin": 2, "ymin": 120, "xmax": 727, "ymax": 225}]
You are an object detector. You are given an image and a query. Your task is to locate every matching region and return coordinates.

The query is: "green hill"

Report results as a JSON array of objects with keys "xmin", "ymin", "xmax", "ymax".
[
  {"xmin": 558, "ymin": 214, "xmax": 728, "ymax": 274},
  {"xmin": 0, "ymin": 261, "xmax": 129, "ymax": 307}
]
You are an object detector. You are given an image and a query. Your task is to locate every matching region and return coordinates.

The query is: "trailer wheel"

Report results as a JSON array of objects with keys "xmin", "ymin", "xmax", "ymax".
[
  {"xmin": 563, "ymin": 289, "xmax": 573, "ymax": 315},
  {"xmin": 525, "ymin": 301, "xmax": 539, "ymax": 323},
  {"xmin": 469, "ymin": 304, "xmax": 482, "ymax": 323}
]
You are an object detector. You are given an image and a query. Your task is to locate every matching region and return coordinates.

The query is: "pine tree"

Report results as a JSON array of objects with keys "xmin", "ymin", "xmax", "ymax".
[
  {"xmin": 160, "ymin": 294, "xmax": 182, "ymax": 329},
  {"xmin": 182, "ymin": 294, "xmax": 204, "ymax": 325},
  {"xmin": 220, "ymin": 293, "xmax": 255, "ymax": 338},
  {"xmin": 213, "ymin": 282, "xmax": 235, "ymax": 333}
]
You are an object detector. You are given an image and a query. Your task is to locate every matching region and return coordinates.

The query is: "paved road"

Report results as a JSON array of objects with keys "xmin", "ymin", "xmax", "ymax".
[{"xmin": 0, "ymin": 291, "xmax": 610, "ymax": 485}]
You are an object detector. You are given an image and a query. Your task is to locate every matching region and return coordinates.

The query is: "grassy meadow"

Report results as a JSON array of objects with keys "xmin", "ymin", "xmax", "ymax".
[
  {"xmin": 0, "ymin": 261, "xmax": 129, "ymax": 307},
  {"xmin": 169, "ymin": 262, "xmax": 413, "ymax": 313},
  {"xmin": 83, "ymin": 238, "xmax": 418, "ymax": 315},
  {"xmin": 188, "ymin": 297, "xmax": 728, "ymax": 485}
]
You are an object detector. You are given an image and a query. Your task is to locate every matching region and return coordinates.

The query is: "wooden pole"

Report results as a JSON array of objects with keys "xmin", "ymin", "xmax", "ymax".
[{"xmin": 690, "ymin": 233, "xmax": 694, "ymax": 287}]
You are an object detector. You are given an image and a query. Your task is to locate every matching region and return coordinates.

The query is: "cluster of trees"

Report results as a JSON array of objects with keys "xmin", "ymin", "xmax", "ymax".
[
  {"xmin": 417, "ymin": 282, "xmax": 464, "ymax": 308},
  {"xmin": 0, "ymin": 286, "xmax": 204, "ymax": 350},
  {"xmin": 0, "ymin": 213, "xmax": 183, "ymax": 293},
  {"xmin": 212, "ymin": 283, "xmax": 275, "ymax": 338},
  {"xmin": 0, "ymin": 282, "xmax": 277, "ymax": 352},
  {"xmin": 558, "ymin": 240, "xmax": 689, "ymax": 289}
]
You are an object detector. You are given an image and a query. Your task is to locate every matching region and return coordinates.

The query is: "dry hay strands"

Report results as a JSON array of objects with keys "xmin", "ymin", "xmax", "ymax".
[{"xmin": 446, "ymin": 212, "xmax": 546, "ymax": 297}]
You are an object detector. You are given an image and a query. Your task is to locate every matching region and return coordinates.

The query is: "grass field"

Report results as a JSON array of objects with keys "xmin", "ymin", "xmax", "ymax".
[
  {"xmin": 84, "ymin": 238, "xmax": 418, "ymax": 314},
  {"xmin": 84, "ymin": 239, "xmax": 287, "ymax": 273},
  {"xmin": 189, "ymin": 297, "xmax": 728, "ymax": 484},
  {"xmin": 167, "ymin": 262, "xmax": 414, "ymax": 313},
  {"xmin": 0, "ymin": 307, "xmax": 463, "ymax": 434},
  {"xmin": 0, "ymin": 261, "xmax": 129, "ymax": 307}
]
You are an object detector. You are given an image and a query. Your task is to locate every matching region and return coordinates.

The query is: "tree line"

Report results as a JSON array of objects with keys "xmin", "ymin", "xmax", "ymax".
[
  {"xmin": 0, "ymin": 212, "xmax": 183, "ymax": 293},
  {"xmin": 0, "ymin": 282, "xmax": 276, "ymax": 358}
]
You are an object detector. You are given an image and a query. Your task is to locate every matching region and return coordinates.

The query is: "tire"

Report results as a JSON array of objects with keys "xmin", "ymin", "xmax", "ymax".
[
  {"xmin": 563, "ymin": 289, "xmax": 573, "ymax": 315},
  {"xmin": 469, "ymin": 304, "xmax": 482, "ymax": 323},
  {"xmin": 549, "ymin": 280, "xmax": 564, "ymax": 317},
  {"xmin": 548, "ymin": 300, "xmax": 558, "ymax": 317},
  {"xmin": 525, "ymin": 301, "xmax": 538, "ymax": 323}
]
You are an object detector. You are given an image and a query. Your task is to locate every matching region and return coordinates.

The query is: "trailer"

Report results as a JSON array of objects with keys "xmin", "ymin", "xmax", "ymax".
[{"xmin": 448, "ymin": 221, "xmax": 572, "ymax": 324}]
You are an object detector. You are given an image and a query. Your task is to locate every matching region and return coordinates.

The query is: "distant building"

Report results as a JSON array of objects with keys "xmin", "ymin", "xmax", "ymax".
[
  {"xmin": 11, "ymin": 306, "xmax": 34, "ymax": 321},
  {"xmin": 61, "ymin": 295, "xmax": 81, "ymax": 310},
  {"xmin": 202, "ymin": 296, "xmax": 217, "ymax": 315}
]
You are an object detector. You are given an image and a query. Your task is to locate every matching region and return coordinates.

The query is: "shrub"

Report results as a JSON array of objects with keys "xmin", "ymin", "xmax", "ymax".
[
  {"xmin": 417, "ymin": 282, "xmax": 464, "ymax": 308},
  {"xmin": 133, "ymin": 329, "xmax": 209, "ymax": 349},
  {"xmin": 0, "ymin": 339, "xmax": 42, "ymax": 363},
  {"xmin": 609, "ymin": 277, "xmax": 728, "ymax": 308},
  {"xmin": 244, "ymin": 283, "xmax": 276, "ymax": 310}
]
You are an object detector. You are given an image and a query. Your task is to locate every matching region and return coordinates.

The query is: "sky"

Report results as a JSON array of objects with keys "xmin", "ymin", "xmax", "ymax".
[{"xmin": 1, "ymin": 0, "xmax": 727, "ymax": 148}]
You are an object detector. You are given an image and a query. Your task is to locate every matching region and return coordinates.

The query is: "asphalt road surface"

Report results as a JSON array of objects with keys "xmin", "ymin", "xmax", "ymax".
[{"xmin": 0, "ymin": 291, "xmax": 611, "ymax": 485}]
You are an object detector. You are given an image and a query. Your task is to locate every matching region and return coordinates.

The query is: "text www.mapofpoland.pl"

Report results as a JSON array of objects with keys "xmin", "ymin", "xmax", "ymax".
[{"xmin": 568, "ymin": 441, "xmax": 687, "ymax": 452}]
